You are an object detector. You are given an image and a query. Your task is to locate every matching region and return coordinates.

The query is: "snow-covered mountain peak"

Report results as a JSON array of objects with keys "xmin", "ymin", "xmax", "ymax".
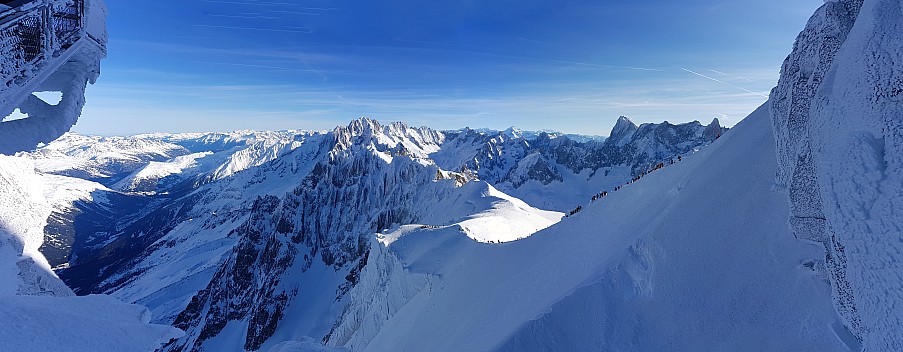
[
  {"xmin": 502, "ymin": 126, "xmax": 521, "ymax": 138},
  {"xmin": 342, "ymin": 117, "xmax": 382, "ymax": 137},
  {"xmin": 501, "ymin": 126, "xmax": 557, "ymax": 141},
  {"xmin": 609, "ymin": 115, "xmax": 639, "ymax": 146}
]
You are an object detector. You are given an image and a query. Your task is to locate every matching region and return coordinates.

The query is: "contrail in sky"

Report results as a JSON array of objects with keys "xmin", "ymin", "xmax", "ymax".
[
  {"xmin": 707, "ymin": 69, "xmax": 755, "ymax": 82},
  {"xmin": 681, "ymin": 68, "xmax": 768, "ymax": 97}
]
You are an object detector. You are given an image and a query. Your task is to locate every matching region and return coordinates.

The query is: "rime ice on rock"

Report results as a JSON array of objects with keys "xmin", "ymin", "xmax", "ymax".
[{"xmin": 770, "ymin": 0, "xmax": 903, "ymax": 349}]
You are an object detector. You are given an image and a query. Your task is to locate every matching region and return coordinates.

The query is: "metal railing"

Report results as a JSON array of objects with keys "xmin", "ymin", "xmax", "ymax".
[{"xmin": 0, "ymin": 0, "xmax": 86, "ymax": 86}]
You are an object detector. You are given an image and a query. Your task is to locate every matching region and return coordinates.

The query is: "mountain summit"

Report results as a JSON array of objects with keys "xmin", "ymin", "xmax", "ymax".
[{"xmin": 607, "ymin": 116, "xmax": 639, "ymax": 146}]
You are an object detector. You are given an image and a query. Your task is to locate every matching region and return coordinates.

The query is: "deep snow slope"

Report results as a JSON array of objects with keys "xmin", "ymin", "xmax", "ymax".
[
  {"xmin": 0, "ymin": 155, "xmax": 73, "ymax": 296},
  {"xmin": 329, "ymin": 105, "xmax": 851, "ymax": 351},
  {"xmin": 770, "ymin": 0, "xmax": 903, "ymax": 349}
]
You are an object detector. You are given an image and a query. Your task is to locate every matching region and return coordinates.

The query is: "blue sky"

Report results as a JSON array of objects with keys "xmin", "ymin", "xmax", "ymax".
[{"xmin": 75, "ymin": 0, "xmax": 823, "ymax": 136}]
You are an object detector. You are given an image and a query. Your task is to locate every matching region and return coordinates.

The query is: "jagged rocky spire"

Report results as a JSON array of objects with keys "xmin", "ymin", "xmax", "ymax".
[
  {"xmin": 607, "ymin": 116, "xmax": 638, "ymax": 147},
  {"xmin": 702, "ymin": 118, "xmax": 723, "ymax": 141}
]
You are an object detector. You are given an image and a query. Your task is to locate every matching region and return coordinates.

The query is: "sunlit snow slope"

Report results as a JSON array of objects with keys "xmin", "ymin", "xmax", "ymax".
[{"xmin": 330, "ymin": 105, "xmax": 853, "ymax": 351}]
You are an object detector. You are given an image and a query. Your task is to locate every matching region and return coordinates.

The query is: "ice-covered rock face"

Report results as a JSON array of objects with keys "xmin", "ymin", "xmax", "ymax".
[{"xmin": 770, "ymin": 0, "xmax": 902, "ymax": 349}]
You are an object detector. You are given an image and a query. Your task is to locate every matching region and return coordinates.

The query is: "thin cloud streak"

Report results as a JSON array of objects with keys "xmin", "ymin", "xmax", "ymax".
[
  {"xmin": 200, "ymin": 0, "xmax": 337, "ymax": 10},
  {"xmin": 203, "ymin": 13, "xmax": 280, "ymax": 20},
  {"xmin": 193, "ymin": 24, "xmax": 313, "ymax": 34}
]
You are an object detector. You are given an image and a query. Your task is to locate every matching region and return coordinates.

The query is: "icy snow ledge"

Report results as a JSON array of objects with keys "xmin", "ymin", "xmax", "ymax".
[{"xmin": 0, "ymin": 294, "xmax": 183, "ymax": 351}]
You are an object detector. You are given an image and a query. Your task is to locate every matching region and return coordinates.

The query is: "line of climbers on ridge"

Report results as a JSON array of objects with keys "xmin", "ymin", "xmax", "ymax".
[{"xmin": 565, "ymin": 154, "xmax": 683, "ymax": 218}]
